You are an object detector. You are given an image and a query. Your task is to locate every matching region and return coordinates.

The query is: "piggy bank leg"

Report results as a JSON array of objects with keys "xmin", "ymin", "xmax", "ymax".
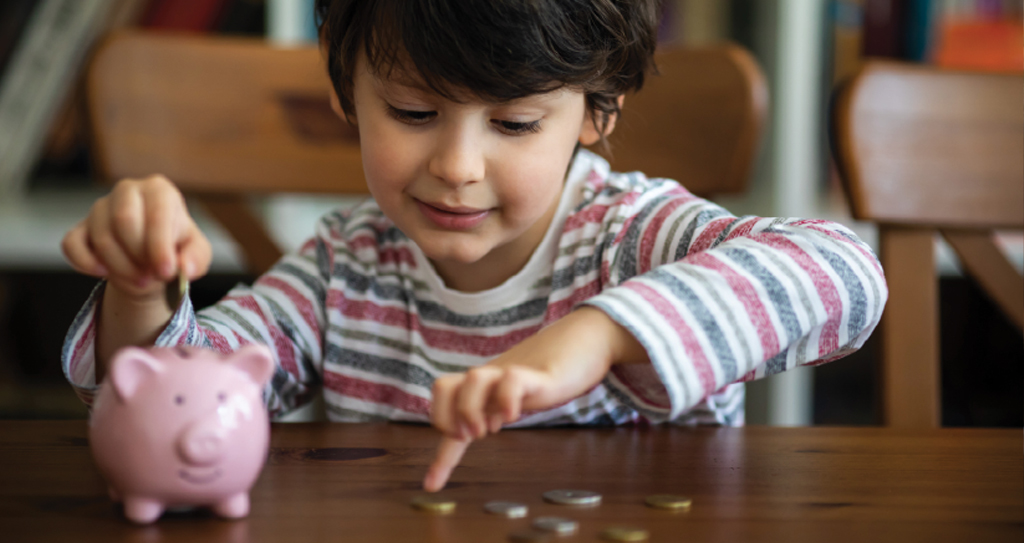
[
  {"xmin": 123, "ymin": 497, "xmax": 164, "ymax": 524},
  {"xmin": 212, "ymin": 493, "xmax": 250, "ymax": 519}
]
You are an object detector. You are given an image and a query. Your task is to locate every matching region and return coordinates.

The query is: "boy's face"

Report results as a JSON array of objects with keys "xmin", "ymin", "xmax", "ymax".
[{"xmin": 337, "ymin": 53, "xmax": 608, "ymax": 290}]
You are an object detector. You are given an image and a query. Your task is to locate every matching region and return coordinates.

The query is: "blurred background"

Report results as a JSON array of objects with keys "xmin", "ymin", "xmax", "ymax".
[{"xmin": 0, "ymin": 0, "xmax": 1020, "ymax": 425}]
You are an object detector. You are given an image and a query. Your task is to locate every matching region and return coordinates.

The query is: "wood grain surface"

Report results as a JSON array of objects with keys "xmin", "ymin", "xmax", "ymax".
[{"xmin": 0, "ymin": 421, "xmax": 1020, "ymax": 542}]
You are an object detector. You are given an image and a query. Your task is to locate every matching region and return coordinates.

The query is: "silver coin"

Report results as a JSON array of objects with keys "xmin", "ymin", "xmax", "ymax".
[
  {"xmin": 542, "ymin": 489, "xmax": 602, "ymax": 506},
  {"xmin": 532, "ymin": 516, "xmax": 579, "ymax": 535},
  {"xmin": 484, "ymin": 501, "xmax": 529, "ymax": 518}
]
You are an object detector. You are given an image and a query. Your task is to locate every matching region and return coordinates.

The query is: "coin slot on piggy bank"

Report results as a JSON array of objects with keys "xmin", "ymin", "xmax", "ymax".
[{"xmin": 89, "ymin": 344, "xmax": 274, "ymax": 524}]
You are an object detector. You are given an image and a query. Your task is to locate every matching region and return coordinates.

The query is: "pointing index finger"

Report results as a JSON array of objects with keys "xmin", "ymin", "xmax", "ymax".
[{"xmin": 423, "ymin": 436, "xmax": 471, "ymax": 492}]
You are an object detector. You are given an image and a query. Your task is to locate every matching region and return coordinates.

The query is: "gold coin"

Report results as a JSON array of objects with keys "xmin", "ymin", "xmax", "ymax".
[
  {"xmin": 600, "ymin": 527, "xmax": 649, "ymax": 542},
  {"xmin": 644, "ymin": 494, "xmax": 692, "ymax": 511},
  {"xmin": 179, "ymin": 268, "xmax": 189, "ymax": 299},
  {"xmin": 410, "ymin": 495, "xmax": 456, "ymax": 514}
]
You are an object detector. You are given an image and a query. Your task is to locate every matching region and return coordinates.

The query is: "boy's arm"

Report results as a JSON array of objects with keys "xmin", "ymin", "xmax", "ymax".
[
  {"xmin": 63, "ymin": 228, "xmax": 335, "ymax": 418},
  {"xmin": 425, "ymin": 177, "xmax": 888, "ymax": 491},
  {"xmin": 582, "ymin": 181, "xmax": 889, "ymax": 421}
]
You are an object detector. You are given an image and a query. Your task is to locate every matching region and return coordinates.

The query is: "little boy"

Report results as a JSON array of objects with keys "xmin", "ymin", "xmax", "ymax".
[{"xmin": 61, "ymin": 0, "xmax": 887, "ymax": 492}]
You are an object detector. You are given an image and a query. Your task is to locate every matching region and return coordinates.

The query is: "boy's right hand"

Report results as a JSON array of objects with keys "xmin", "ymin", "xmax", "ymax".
[{"xmin": 62, "ymin": 175, "xmax": 212, "ymax": 300}]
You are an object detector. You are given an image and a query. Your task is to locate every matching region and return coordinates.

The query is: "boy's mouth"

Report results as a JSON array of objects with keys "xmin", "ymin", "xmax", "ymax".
[{"xmin": 415, "ymin": 199, "xmax": 490, "ymax": 230}]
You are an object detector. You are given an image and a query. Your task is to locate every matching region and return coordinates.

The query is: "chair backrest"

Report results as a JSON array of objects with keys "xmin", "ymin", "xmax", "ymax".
[
  {"xmin": 598, "ymin": 44, "xmax": 767, "ymax": 196},
  {"xmin": 88, "ymin": 31, "xmax": 767, "ymax": 273},
  {"xmin": 831, "ymin": 60, "xmax": 1023, "ymax": 428}
]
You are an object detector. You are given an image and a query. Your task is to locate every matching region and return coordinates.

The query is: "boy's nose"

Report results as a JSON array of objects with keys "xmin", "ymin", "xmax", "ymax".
[{"xmin": 428, "ymin": 125, "xmax": 485, "ymax": 187}]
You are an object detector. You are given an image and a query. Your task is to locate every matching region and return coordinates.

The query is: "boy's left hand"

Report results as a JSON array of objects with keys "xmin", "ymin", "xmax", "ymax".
[{"xmin": 423, "ymin": 306, "xmax": 648, "ymax": 492}]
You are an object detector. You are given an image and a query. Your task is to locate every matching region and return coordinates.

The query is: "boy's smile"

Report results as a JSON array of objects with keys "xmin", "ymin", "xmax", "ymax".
[{"xmin": 341, "ymin": 54, "xmax": 608, "ymax": 292}]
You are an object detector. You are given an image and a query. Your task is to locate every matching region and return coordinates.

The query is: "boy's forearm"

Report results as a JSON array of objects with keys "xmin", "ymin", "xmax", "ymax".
[
  {"xmin": 573, "ymin": 307, "xmax": 650, "ymax": 366},
  {"xmin": 95, "ymin": 284, "xmax": 174, "ymax": 381}
]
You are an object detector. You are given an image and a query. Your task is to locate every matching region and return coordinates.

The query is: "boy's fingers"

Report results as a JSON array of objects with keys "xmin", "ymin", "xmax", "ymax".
[
  {"xmin": 423, "ymin": 436, "xmax": 471, "ymax": 492},
  {"xmin": 455, "ymin": 367, "xmax": 501, "ymax": 438},
  {"xmin": 108, "ymin": 186, "xmax": 146, "ymax": 265},
  {"xmin": 88, "ymin": 201, "xmax": 145, "ymax": 282},
  {"xmin": 178, "ymin": 222, "xmax": 212, "ymax": 280},
  {"xmin": 143, "ymin": 188, "xmax": 180, "ymax": 280},
  {"xmin": 61, "ymin": 224, "xmax": 106, "ymax": 276},
  {"xmin": 492, "ymin": 368, "xmax": 526, "ymax": 423},
  {"xmin": 430, "ymin": 374, "xmax": 464, "ymax": 436}
]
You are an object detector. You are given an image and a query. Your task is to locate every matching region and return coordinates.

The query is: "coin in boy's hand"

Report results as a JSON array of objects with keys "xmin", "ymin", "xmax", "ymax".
[
  {"xmin": 484, "ymin": 501, "xmax": 528, "ymax": 518},
  {"xmin": 644, "ymin": 494, "xmax": 692, "ymax": 511},
  {"xmin": 532, "ymin": 516, "xmax": 579, "ymax": 535},
  {"xmin": 507, "ymin": 530, "xmax": 553, "ymax": 542},
  {"xmin": 410, "ymin": 495, "xmax": 456, "ymax": 514},
  {"xmin": 179, "ymin": 268, "xmax": 189, "ymax": 299},
  {"xmin": 166, "ymin": 268, "xmax": 189, "ymax": 308},
  {"xmin": 542, "ymin": 489, "xmax": 602, "ymax": 506},
  {"xmin": 600, "ymin": 526, "xmax": 650, "ymax": 542}
]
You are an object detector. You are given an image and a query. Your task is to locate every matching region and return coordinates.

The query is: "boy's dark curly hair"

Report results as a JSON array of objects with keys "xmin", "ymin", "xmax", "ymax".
[{"xmin": 315, "ymin": 0, "xmax": 659, "ymax": 142}]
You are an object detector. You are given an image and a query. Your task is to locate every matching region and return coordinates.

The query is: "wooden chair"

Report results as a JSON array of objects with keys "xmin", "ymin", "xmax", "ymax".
[
  {"xmin": 831, "ymin": 61, "xmax": 1024, "ymax": 428},
  {"xmin": 87, "ymin": 30, "xmax": 767, "ymax": 275}
]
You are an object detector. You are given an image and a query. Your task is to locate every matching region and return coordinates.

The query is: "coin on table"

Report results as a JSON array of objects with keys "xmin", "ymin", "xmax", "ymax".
[
  {"xmin": 542, "ymin": 489, "xmax": 602, "ymax": 506},
  {"xmin": 644, "ymin": 494, "xmax": 692, "ymax": 511},
  {"xmin": 600, "ymin": 526, "xmax": 650, "ymax": 542},
  {"xmin": 507, "ymin": 530, "xmax": 553, "ymax": 542},
  {"xmin": 532, "ymin": 516, "xmax": 579, "ymax": 535},
  {"xmin": 410, "ymin": 495, "xmax": 456, "ymax": 514},
  {"xmin": 484, "ymin": 501, "xmax": 528, "ymax": 518}
]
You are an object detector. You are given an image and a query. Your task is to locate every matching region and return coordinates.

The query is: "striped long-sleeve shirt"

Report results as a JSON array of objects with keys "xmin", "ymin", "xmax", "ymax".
[{"xmin": 62, "ymin": 149, "xmax": 887, "ymax": 426}]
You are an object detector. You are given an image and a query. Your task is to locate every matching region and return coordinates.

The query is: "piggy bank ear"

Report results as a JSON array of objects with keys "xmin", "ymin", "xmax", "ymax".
[
  {"xmin": 108, "ymin": 347, "xmax": 165, "ymax": 402},
  {"xmin": 229, "ymin": 344, "xmax": 275, "ymax": 387}
]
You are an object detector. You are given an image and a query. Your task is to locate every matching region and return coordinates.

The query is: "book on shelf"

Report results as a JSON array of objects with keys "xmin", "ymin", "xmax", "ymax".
[
  {"xmin": 0, "ymin": 0, "xmax": 119, "ymax": 198},
  {"xmin": 2, "ymin": 0, "xmax": 270, "ymax": 195}
]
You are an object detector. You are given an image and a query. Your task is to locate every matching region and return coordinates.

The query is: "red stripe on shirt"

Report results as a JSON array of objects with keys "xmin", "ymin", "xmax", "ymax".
[
  {"xmin": 228, "ymin": 295, "xmax": 299, "ymax": 375},
  {"xmin": 322, "ymin": 370, "xmax": 430, "ymax": 415},
  {"xmin": 626, "ymin": 281, "xmax": 716, "ymax": 397},
  {"xmin": 637, "ymin": 197, "xmax": 689, "ymax": 274},
  {"xmin": 70, "ymin": 317, "xmax": 96, "ymax": 378},
  {"xmin": 689, "ymin": 252, "xmax": 780, "ymax": 357},
  {"xmin": 328, "ymin": 297, "xmax": 541, "ymax": 356},
  {"xmin": 748, "ymin": 232, "xmax": 842, "ymax": 356},
  {"xmin": 258, "ymin": 276, "xmax": 320, "ymax": 338}
]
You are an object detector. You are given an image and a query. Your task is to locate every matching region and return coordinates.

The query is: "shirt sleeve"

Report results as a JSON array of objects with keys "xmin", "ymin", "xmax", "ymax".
[
  {"xmin": 582, "ymin": 178, "xmax": 888, "ymax": 422},
  {"xmin": 61, "ymin": 217, "xmax": 336, "ymax": 418}
]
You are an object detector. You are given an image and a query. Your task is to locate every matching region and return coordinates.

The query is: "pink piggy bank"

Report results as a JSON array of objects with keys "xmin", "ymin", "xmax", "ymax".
[{"xmin": 89, "ymin": 344, "xmax": 274, "ymax": 524}]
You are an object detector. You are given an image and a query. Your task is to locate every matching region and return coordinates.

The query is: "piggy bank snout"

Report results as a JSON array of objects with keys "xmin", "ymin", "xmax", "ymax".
[{"xmin": 178, "ymin": 417, "xmax": 230, "ymax": 466}]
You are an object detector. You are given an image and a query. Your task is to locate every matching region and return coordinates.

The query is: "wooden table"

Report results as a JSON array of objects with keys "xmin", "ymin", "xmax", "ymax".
[{"xmin": 0, "ymin": 421, "xmax": 1020, "ymax": 542}]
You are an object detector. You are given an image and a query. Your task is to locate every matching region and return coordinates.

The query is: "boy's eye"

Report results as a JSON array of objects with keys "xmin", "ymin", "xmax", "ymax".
[
  {"xmin": 493, "ymin": 119, "xmax": 542, "ymax": 136},
  {"xmin": 387, "ymin": 105, "xmax": 436, "ymax": 124}
]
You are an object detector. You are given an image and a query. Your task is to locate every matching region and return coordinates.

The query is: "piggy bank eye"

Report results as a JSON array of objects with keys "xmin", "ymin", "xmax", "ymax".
[
  {"xmin": 217, "ymin": 392, "xmax": 226, "ymax": 403},
  {"xmin": 174, "ymin": 395, "xmax": 185, "ymax": 406}
]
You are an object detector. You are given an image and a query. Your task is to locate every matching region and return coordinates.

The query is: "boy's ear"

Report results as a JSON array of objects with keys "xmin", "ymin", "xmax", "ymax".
[
  {"xmin": 329, "ymin": 88, "xmax": 354, "ymax": 124},
  {"xmin": 579, "ymin": 95, "xmax": 625, "ymax": 146}
]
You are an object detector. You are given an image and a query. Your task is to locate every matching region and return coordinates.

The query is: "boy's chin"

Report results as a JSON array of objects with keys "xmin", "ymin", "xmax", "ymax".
[{"xmin": 417, "ymin": 241, "xmax": 491, "ymax": 266}]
